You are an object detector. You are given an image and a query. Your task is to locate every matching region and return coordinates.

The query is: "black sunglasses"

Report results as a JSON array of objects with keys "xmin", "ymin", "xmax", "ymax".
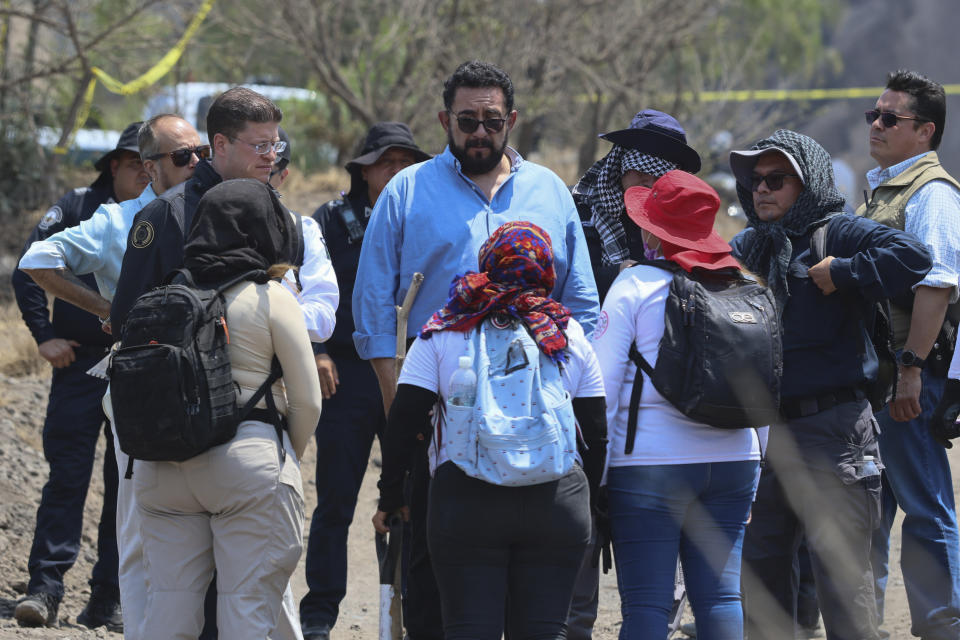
[
  {"xmin": 865, "ymin": 109, "xmax": 927, "ymax": 129},
  {"xmin": 751, "ymin": 172, "xmax": 800, "ymax": 192},
  {"xmin": 146, "ymin": 145, "xmax": 211, "ymax": 167},
  {"xmin": 452, "ymin": 114, "xmax": 507, "ymax": 134}
]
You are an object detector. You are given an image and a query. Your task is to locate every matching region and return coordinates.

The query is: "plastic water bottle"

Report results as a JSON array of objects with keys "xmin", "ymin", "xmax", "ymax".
[
  {"xmin": 448, "ymin": 356, "xmax": 477, "ymax": 407},
  {"xmin": 860, "ymin": 455, "xmax": 880, "ymax": 477}
]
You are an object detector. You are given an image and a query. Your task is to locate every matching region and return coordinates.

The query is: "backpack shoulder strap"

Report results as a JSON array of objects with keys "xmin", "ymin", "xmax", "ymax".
[
  {"xmin": 295, "ymin": 213, "xmax": 305, "ymax": 267},
  {"xmin": 294, "ymin": 213, "xmax": 305, "ymax": 291},
  {"xmin": 624, "ymin": 342, "xmax": 655, "ymax": 455},
  {"xmin": 238, "ymin": 356, "xmax": 288, "ymax": 458}
]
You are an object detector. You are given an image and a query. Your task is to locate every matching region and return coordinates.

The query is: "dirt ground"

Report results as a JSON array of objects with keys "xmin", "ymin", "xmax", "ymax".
[{"xmin": 0, "ymin": 365, "xmax": 944, "ymax": 639}]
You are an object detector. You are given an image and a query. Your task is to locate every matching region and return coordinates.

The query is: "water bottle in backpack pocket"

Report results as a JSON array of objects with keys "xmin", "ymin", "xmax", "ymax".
[{"xmin": 442, "ymin": 316, "xmax": 577, "ymax": 487}]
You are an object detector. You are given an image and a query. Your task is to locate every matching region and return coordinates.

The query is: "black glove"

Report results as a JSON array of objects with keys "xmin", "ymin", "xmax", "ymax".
[
  {"xmin": 591, "ymin": 486, "xmax": 613, "ymax": 574},
  {"xmin": 931, "ymin": 378, "xmax": 960, "ymax": 449}
]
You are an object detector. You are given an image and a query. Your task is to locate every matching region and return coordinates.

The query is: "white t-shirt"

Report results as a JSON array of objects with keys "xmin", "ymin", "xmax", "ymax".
[
  {"xmin": 591, "ymin": 265, "xmax": 761, "ymax": 468},
  {"xmin": 398, "ymin": 318, "xmax": 604, "ymax": 472}
]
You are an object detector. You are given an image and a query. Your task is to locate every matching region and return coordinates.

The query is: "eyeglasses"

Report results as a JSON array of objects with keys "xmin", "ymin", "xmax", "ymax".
[
  {"xmin": 865, "ymin": 109, "xmax": 927, "ymax": 128},
  {"xmin": 751, "ymin": 172, "xmax": 800, "ymax": 192},
  {"xmin": 231, "ymin": 137, "xmax": 287, "ymax": 155},
  {"xmin": 452, "ymin": 113, "xmax": 507, "ymax": 134},
  {"xmin": 146, "ymin": 145, "xmax": 211, "ymax": 167}
]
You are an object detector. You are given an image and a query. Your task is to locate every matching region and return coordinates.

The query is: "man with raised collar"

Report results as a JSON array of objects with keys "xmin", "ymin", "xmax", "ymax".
[
  {"xmin": 859, "ymin": 69, "xmax": 960, "ymax": 640},
  {"xmin": 110, "ymin": 88, "xmax": 337, "ymax": 640}
]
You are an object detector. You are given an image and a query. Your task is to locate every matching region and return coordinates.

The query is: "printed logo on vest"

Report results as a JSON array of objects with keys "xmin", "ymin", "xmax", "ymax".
[
  {"xmin": 38, "ymin": 206, "xmax": 63, "ymax": 231},
  {"xmin": 729, "ymin": 311, "xmax": 757, "ymax": 324},
  {"xmin": 131, "ymin": 220, "xmax": 155, "ymax": 249}
]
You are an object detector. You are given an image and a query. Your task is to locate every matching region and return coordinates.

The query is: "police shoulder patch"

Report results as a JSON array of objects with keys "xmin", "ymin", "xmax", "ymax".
[
  {"xmin": 38, "ymin": 206, "xmax": 63, "ymax": 231},
  {"xmin": 131, "ymin": 220, "xmax": 155, "ymax": 249}
]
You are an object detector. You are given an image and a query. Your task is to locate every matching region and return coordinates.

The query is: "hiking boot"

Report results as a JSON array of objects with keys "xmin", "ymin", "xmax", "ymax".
[
  {"xmin": 13, "ymin": 592, "xmax": 59, "ymax": 628},
  {"xmin": 77, "ymin": 585, "xmax": 123, "ymax": 633}
]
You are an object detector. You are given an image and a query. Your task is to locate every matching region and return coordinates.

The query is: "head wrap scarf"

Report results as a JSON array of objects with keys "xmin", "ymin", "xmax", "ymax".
[
  {"xmin": 419, "ymin": 221, "xmax": 572, "ymax": 363},
  {"xmin": 733, "ymin": 130, "xmax": 845, "ymax": 312},
  {"xmin": 572, "ymin": 145, "xmax": 677, "ymax": 266},
  {"xmin": 184, "ymin": 179, "xmax": 297, "ymax": 287}
]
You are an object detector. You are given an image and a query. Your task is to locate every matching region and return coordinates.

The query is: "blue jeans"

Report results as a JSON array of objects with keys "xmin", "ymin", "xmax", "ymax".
[
  {"xmin": 872, "ymin": 369, "xmax": 960, "ymax": 640},
  {"xmin": 608, "ymin": 461, "xmax": 759, "ymax": 640}
]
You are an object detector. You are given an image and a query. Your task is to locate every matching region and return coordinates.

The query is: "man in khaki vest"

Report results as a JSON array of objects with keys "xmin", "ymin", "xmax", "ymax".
[{"xmin": 859, "ymin": 69, "xmax": 960, "ymax": 640}]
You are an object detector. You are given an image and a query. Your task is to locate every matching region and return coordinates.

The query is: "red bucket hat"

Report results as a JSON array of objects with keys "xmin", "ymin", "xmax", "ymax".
[{"xmin": 624, "ymin": 170, "xmax": 731, "ymax": 254}]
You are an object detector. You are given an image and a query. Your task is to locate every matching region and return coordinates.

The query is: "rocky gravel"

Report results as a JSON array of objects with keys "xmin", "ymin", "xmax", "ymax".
[{"xmin": 0, "ymin": 369, "xmax": 933, "ymax": 639}]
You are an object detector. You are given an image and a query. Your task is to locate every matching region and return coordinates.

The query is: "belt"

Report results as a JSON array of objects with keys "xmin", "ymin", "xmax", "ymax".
[{"xmin": 780, "ymin": 387, "xmax": 864, "ymax": 420}]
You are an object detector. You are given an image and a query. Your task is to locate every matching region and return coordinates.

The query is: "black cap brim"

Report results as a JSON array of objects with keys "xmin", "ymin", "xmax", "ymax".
[
  {"xmin": 94, "ymin": 121, "xmax": 143, "ymax": 172},
  {"xmin": 600, "ymin": 128, "xmax": 701, "ymax": 174},
  {"xmin": 345, "ymin": 143, "xmax": 431, "ymax": 171}
]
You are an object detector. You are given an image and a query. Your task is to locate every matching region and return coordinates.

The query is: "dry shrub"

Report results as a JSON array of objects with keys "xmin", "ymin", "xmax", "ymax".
[
  {"xmin": 281, "ymin": 166, "xmax": 347, "ymax": 216},
  {"xmin": 0, "ymin": 300, "xmax": 47, "ymax": 378}
]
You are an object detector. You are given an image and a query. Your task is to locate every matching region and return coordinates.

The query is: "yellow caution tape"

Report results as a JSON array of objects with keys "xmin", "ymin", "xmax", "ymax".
[
  {"xmin": 53, "ymin": 76, "xmax": 98, "ymax": 154},
  {"xmin": 690, "ymin": 85, "xmax": 960, "ymax": 102},
  {"xmin": 91, "ymin": 0, "xmax": 216, "ymax": 95},
  {"xmin": 53, "ymin": 0, "xmax": 216, "ymax": 153}
]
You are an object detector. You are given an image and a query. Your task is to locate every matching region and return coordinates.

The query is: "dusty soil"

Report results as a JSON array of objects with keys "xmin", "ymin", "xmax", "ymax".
[{"xmin": 0, "ymin": 366, "xmax": 940, "ymax": 639}]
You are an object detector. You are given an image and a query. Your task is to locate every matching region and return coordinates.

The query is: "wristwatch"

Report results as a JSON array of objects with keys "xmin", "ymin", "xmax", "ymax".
[{"xmin": 899, "ymin": 349, "xmax": 926, "ymax": 369}]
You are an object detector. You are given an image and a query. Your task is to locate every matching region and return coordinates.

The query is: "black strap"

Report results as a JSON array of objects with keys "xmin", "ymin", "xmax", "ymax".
[
  {"xmin": 239, "ymin": 356, "xmax": 286, "ymax": 461},
  {"xmin": 293, "ymin": 213, "xmax": 305, "ymax": 292},
  {"xmin": 125, "ymin": 356, "xmax": 287, "ymax": 480},
  {"xmin": 337, "ymin": 199, "xmax": 366, "ymax": 244},
  {"xmin": 625, "ymin": 342, "xmax": 655, "ymax": 455}
]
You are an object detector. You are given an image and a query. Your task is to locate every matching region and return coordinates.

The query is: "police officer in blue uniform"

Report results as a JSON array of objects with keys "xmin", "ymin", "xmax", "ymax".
[
  {"xmin": 11, "ymin": 122, "xmax": 146, "ymax": 630},
  {"xmin": 300, "ymin": 122, "xmax": 430, "ymax": 640}
]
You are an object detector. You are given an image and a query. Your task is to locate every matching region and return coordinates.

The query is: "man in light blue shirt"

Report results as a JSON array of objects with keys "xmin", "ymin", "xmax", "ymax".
[
  {"xmin": 18, "ymin": 114, "xmax": 204, "ymax": 638},
  {"xmin": 858, "ymin": 70, "xmax": 960, "ymax": 640},
  {"xmin": 353, "ymin": 61, "xmax": 599, "ymax": 415},
  {"xmin": 20, "ymin": 114, "xmax": 203, "ymax": 313},
  {"xmin": 352, "ymin": 60, "xmax": 599, "ymax": 640}
]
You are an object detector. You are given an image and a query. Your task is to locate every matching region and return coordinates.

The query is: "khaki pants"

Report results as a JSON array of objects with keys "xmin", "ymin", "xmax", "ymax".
[{"xmin": 133, "ymin": 421, "xmax": 304, "ymax": 640}]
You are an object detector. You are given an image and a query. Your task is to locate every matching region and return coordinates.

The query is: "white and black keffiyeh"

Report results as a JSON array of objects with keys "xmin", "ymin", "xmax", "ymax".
[{"xmin": 573, "ymin": 146, "xmax": 677, "ymax": 265}]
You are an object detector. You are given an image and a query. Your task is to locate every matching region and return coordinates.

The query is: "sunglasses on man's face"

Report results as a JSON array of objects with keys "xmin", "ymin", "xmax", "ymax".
[
  {"xmin": 452, "ymin": 113, "xmax": 507, "ymax": 134},
  {"xmin": 147, "ymin": 145, "xmax": 211, "ymax": 167},
  {"xmin": 864, "ymin": 109, "xmax": 926, "ymax": 129},
  {"xmin": 751, "ymin": 172, "xmax": 800, "ymax": 192}
]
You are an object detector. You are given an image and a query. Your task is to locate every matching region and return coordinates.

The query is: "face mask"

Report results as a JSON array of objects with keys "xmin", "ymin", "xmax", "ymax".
[{"xmin": 643, "ymin": 237, "xmax": 660, "ymax": 261}]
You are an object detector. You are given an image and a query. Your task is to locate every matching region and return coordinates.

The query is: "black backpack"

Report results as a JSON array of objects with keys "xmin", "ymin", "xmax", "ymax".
[
  {"xmin": 109, "ymin": 269, "xmax": 284, "ymax": 473},
  {"xmin": 810, "ymin": 221, "xmax": 898, "ymax": 411},
  {"xmin": 624, "ymin": 261, "xmax": 782, "ymax": 454}
]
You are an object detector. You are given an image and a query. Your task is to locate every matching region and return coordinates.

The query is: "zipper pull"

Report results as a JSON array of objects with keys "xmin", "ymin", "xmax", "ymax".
[{"xmin": 218, "ymin": 315, "xmax": 230, "ymax": 344}]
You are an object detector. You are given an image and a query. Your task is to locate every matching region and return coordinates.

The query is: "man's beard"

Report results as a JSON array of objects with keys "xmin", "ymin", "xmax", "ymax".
[{"xmin": 448, "ymin": 128, "xmax": 508, "ymax": 176}]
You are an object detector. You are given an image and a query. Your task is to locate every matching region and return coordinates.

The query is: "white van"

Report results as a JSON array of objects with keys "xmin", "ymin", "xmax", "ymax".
[{"xmin": 143, "ymin": 82, "xmax": 321, "ymax": 132}]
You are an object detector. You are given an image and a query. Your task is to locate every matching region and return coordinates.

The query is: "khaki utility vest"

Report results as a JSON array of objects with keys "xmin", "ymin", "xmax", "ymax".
[{"xmin": 856, "ymin": 152, "xmax": 960, "ymax": 348}]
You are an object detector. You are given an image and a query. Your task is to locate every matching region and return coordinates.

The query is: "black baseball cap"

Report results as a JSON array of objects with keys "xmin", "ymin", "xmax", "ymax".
[{"xmin": 94, "ymin": 121, "xmax": 143, "ymax": 172}]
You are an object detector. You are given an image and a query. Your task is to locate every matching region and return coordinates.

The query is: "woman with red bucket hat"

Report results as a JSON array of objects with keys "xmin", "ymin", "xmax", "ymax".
[{"xmin": 591, "ymin": 170, "xmax": 766, "ymax": 639}]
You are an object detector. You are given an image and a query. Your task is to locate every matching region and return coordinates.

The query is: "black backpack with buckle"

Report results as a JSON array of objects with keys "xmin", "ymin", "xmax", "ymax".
[
  {"xmin": 624, "ymin": 261, "xmax": 782, "ymax": 454},
  {"xmin": 109, "ymin": 268, "xmax": 284, "ymax": 475}
]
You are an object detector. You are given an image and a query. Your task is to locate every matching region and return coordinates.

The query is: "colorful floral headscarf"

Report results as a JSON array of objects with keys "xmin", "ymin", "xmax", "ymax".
[{"xmin": 419, "ymin": 221, "xmax": 571, "ymax": 362}]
